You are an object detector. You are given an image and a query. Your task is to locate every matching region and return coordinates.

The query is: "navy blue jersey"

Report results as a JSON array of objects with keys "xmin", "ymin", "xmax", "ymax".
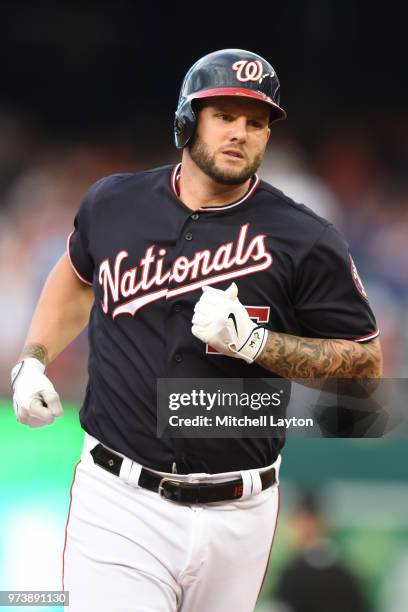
[{"xmin": 68, "ymin": 163, "xmax": 378, "ymax": 473}]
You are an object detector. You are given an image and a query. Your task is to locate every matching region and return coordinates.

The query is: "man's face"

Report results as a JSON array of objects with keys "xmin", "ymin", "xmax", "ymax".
[{"xmin": 188, "ymin": 96, "xmax": 271, "ymax": 185}]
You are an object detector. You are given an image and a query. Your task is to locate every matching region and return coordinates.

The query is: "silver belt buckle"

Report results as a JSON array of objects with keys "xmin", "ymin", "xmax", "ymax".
[
  {"xmin": 158, "ymin": 477, "xmax": 179, "ymax": 499},
  {"xmin": 159, "ymin": 477, "xmax": 201, "ymax": 503}
]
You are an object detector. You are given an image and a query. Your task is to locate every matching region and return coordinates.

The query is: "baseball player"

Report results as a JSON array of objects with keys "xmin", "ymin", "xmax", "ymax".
[{"xmin": 10, "ymin": 49, "xmax": 382, "ymax": 612}]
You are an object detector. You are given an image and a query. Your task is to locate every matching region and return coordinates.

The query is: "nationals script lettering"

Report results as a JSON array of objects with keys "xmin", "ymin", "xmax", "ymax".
[{"xmin": 98, "ymin": 224, "xmax": 273, "ymax": 318}]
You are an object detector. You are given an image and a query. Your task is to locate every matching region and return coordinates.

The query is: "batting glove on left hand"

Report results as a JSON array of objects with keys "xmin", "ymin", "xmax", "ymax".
[{"xmin": 191, "ymin": 283, "xmax": 268, "ymax": 364}]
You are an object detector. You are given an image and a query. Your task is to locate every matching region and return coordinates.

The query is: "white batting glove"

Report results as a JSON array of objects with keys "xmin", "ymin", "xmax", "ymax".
[
  {"xmin": 11, "ymin": 358, "xmax": 63, "ymax": 428},
  {"xmin": 191, "ymin": 283, "xmax": 268, "ymax": 364}
]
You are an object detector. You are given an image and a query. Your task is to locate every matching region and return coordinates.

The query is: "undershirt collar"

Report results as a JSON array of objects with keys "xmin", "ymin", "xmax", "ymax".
[{"xmin": 171, "ymin": 163, "xmax": 260, "ymax": 213}]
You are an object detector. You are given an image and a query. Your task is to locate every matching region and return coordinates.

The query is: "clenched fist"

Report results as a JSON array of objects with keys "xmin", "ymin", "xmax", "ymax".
[
  {"xmin": 191, "ymin": 283, "xmax": 268, "ymax": 363},
  {"xmin": 11, "ymin": 358, "xmax": 63, "ymax": 428}
]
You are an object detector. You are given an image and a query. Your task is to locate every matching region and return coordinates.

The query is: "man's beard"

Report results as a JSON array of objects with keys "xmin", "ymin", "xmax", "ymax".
[{"xmin": 188, "ymin": 134, "xmax": 263, "ymax": 185}]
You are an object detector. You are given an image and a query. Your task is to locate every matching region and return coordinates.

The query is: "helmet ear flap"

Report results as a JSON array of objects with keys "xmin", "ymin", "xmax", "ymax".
[
  {"xmin": 174, "ymin": 99, "xmax": 198, "ymax": 149},
  {"xmin": 174, "ymin": 114, "xmax": 185, "ymax": 137}
]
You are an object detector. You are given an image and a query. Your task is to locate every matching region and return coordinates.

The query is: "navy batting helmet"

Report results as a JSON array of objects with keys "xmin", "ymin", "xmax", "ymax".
[{"xmin": 174, "ymin": 49, "xmax": 287, "ymax": 149}]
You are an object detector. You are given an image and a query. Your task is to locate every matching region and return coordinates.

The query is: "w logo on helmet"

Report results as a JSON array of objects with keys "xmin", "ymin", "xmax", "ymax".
[{"xmin": 232, "ymin": 60, "xmax": 263, "ymax": 82}]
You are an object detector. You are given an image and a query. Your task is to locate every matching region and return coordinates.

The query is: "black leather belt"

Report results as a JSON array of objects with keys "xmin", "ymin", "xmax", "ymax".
[{"xmin": 90, "ymin": 443, "xmax": 276, "ymax": 504}]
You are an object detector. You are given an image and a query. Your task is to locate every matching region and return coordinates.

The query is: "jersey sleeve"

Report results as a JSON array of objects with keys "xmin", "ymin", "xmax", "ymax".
[
  {"xmin": 294, "ymin": 224, "xmax": 379, "ymax": 342},
  {"xmin": 67, "ymin": 177, "xmax": 107, "ymax": 285}
]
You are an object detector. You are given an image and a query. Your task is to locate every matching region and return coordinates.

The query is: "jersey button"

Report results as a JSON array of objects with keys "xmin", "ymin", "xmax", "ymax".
[
  {"xmin": 174, "ymin": 353, "xmax": 183, "ymax": 363},
  {"xmin": 191, "ymin": 213, "xmax": 199, "ymax": 221},
  {"xmin": 185, "ymin": 232, "xmax": 193, "ymax": 241}
]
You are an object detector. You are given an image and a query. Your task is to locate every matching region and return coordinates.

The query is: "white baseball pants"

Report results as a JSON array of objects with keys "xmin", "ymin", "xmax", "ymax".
[{"xmin": 62, "ymin": 433, "xmax": 280, "ymax": 612}]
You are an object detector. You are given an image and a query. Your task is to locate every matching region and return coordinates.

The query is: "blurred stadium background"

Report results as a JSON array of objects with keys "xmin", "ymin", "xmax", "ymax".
[{"xmin": 0, "ymin": 3, "xmax": 407, "ymax": 611}]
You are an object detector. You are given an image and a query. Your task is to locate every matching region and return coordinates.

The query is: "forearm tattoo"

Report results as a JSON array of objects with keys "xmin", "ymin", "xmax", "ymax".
[
  {"xmin": 256, "ymin": 333, "xmax": 382, "ymax": 379},
  {"xmin": 21, "ymin": 343, "xmax": 49, "ymax": 366}
]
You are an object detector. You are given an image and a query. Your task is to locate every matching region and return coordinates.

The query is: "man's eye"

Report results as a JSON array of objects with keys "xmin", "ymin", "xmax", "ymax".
[{"xmin": 217, "ymin": 114, "xmax": 232, "ymax": 121}]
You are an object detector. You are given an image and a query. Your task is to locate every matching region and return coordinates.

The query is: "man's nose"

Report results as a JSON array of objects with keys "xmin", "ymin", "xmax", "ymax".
[{"xmin": 229, "ymin": 117, "xmax": 248, "ymax": 142}]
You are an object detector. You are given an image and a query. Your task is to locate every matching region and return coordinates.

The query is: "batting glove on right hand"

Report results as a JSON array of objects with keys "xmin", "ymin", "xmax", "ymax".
[{"xmin": 11, "ymin": 358, "xmax": 63, "ymax": 428}]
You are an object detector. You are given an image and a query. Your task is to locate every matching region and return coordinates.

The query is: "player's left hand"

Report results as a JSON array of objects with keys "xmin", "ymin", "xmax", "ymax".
[{"xmin": 191, "ymin": 283, "xmax": 268, "ymax": 363}]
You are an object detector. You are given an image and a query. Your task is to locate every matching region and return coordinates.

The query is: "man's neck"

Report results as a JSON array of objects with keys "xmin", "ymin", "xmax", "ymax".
[{"xmin": 177, "ymin": 154, "xmax": 252, "ymax": 211}]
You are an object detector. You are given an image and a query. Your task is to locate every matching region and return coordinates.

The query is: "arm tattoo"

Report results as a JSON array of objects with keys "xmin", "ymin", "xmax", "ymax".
[
  {"xmin": 21, "ymin": 343, "xmax": 49, "ymax": 366},
  {"xmin": 256, "ymin": 333, "xmax": 382, "ymax": 380}
]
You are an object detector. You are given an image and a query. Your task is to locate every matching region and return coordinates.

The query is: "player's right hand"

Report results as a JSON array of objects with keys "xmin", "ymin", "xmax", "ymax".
[{"xmin": 10, "ymin": 358, "xmax": 63, "ymax": 428}]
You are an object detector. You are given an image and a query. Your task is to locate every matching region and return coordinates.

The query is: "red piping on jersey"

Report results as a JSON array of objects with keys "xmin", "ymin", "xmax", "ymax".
[
  {"xmin": 170, "ymin": 163, "xmax": 260, "ymax": 212},
  {"xmin": 66, "ymin": 232, "xmax": 93, "ymax": 286},
  {"xmin": 62, "ymin": 460, "xmax": 80, "ymax": 591},
  {"xmin": 353, "ymin": 328, "xmax": 380, "ymax": 342},
  {"xmin": 256, "ymin": 485, "xmax": 280, "ymax": 602}
]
